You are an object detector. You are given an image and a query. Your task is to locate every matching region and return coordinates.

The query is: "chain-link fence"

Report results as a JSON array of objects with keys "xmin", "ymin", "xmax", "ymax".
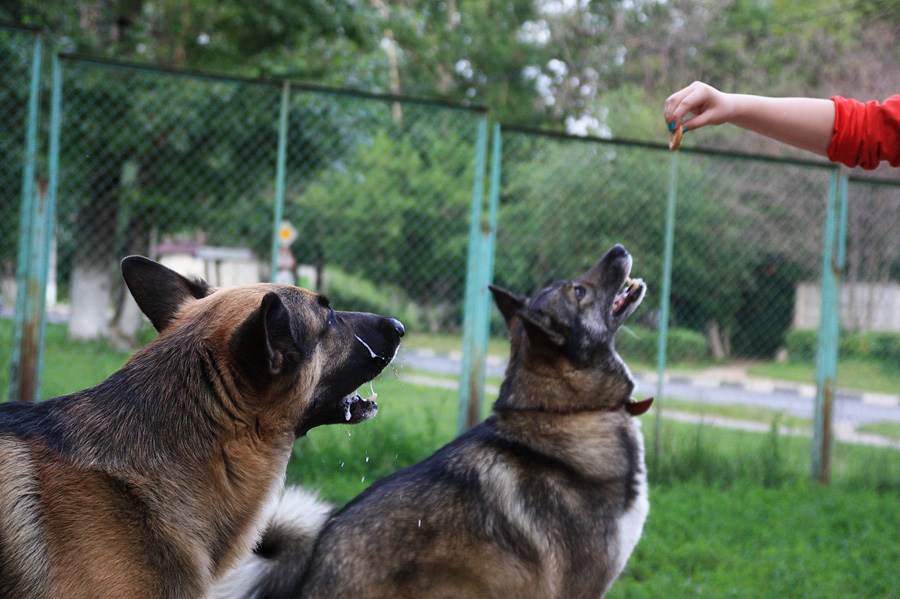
[
  {"xmin": 496, "ymin": 128, "xmax": 833, "ymax": 365},
  {"xmin": 0, "ymin": 24, "xmax": 42, "ymax": 400},
  {"xmin": 24, "ymin": 56, "xmax": 486, "ymax": 396},
  {"xmin": 496, "ymin": 126, "xmax": 900, "ymax": 480},
  {"xmin": 4, "ymin": 39, "xmax": 900, "ymax": 482}
]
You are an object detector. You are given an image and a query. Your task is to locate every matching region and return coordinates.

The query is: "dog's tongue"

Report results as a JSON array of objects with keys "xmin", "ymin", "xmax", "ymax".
[{"xmin": 626, "ymin": 397, "xmax": 653, "ymax": 416}]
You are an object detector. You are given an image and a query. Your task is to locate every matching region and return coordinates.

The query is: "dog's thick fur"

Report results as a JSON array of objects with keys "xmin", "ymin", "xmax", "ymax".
[
  {"xmin": 216, "ymin": 244, "xmax": 651, "ymax": 599},
  {"xmin": 0, "ymin": 257, "xmax": 403, "ymax": 599}
]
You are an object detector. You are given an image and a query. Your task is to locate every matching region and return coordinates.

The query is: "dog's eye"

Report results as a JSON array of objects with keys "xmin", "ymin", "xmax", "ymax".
[{"xmin": 573, "ymin": 286, "xmax": 586, "ymax": 301}]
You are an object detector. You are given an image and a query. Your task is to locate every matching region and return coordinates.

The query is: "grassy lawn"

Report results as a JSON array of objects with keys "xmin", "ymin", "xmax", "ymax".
[
  {"xmin": 664, "ymin": 398, "xmax": 810, "ymax": 430},
  {"xmin": 857, "ymin": 421, "xmax": 900, "ymax": 441},
  {"xmin": 290, "ymin": 376, "xmax": 900, "ymax": 597},
  {"xmin": 608, "ymin": 481, "xmax": 900, "ymax": 599},
  {"xmin": 3, "ymin": 320, "xmax": 900, "ymax": 596},
  {"xmin": 0, "ymin": 319, "xmax": 139, "ymax": 400},
  {"xmin": 749, "ymin": 358, "xmax": 900, "ymax": 396}
]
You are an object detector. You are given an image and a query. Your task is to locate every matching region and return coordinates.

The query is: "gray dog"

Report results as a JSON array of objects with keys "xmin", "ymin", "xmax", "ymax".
[{"xmin": 214, "ymin": 244, "xmax": 651, "ymax": 599}]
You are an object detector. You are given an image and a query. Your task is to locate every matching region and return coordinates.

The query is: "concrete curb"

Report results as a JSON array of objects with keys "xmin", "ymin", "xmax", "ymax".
[
  {"xmin": 397, "ymin": 372, "xmax": 900, "ymax": 450},
  {"xmin": 635, "ymin": 372, "xmax": 900, "ymax": 408},
  {"xmin": 398, "ymin": 349, "xmax": 900, "ymax": 408}
]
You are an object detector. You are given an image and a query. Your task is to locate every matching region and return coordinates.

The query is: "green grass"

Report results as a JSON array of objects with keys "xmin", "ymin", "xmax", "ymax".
[
  {"xmin": 749, "ymin": 359, "xmax": 900, "ymax": 395},
  {"xmin": 664, "ymin": 399, "xmax": 810, "ymax": 430},
  {"xmin": 4, "ymin": 320, "xmax": 900, "ymax": 595},
  {"xmin": 608, "ymin": 481, "xmax": 900, "ymax": 599},
  {"xmin": 288, "ymin": 379, "xmax": 900, "ymax": 597},
  {"xmin": 0, "ymin": 319, "xmax": 139, "ymax": 400},
  {"xmin": 856, "ymin": 421, "xmax": 900, "ymax": 441},
  {"xmin": 402, "ymin": 331, "xmax": 511, "ymax": 358}
]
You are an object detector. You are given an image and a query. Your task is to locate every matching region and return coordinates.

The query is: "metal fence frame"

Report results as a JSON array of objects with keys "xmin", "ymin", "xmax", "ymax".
[
  {"xmin": 6, "ymin": 23, "xmax": 45, "ymax": 405},
  {"xmin": 487, "ymin": 124, "xmax": 899, "ymax": 483},
  {"xmin": 5, "ymin": 38, "xmax": 900, "ymax": 482}
]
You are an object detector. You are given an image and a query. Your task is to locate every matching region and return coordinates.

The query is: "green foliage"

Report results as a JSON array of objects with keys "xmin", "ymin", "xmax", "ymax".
[
  {"xmin": 495, "ymin": 132, "xmax": 784, "ymax": 357},
  {"xmin": 289, "ymin": 115, "xmax": 477, "ymax": 325},
  {"xmin": 785, "ymin": 329, "xmax": 900, "ymax": 369},
  {"xmin": 618, "ymin": 325, "xmax": 710, "ymax": 365},
  {"xmin": 732, "ymin": 257, "xmax": 808, "ymax": 358},
  {"xmin": 783, "ymin": 329, "xmax": 818, "ymax": 362},
  {"xmin": 322, "ymin": 266, "xmax": 425, "ymax": 333},
  {"xmin": 0, "ymin": 26, "xmax": 35, "ymax": 262}
]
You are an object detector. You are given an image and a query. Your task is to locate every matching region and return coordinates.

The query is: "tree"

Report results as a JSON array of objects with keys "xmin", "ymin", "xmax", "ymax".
[{"xmin": 287, "ymin": 114, "xmax": 480, "ymax": 331}]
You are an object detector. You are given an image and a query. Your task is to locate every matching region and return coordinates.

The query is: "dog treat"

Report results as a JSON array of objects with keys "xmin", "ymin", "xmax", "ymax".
[{"xmin": 669, "ymin": 125, "xmax": 683, "ymax": 151}]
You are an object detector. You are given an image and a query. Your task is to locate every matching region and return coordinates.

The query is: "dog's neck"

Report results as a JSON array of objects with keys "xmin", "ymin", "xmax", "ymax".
[
  {"xmin": 490, "ymin": 401, "xmax": 642, "ymax": 483},
  {"xmin": 494, "ymin": 358, "xmax": 634, "ymax": 415}
]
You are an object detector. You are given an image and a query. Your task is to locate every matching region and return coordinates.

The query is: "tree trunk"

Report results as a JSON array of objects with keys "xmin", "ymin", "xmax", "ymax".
[
  {"xmin": 67, "ymin": 166, "xmax": 121, "ymax": 341},
  {"xmin": 68, "ymin": 263, "xmax": 113, "ymax": 340},
  {"xmin": 704, "ymin": 319, "xmax": 729, "ymax": 361},
  {"xmin": 108, "ymin": 212, "xmax": 150, "ymax": 349}
]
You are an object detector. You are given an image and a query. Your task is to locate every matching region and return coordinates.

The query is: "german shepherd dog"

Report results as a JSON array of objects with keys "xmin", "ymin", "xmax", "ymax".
[
  {"xmin": 215, "ymin": 244, "xmax": 652, "ymax": 599},
  {"xmin": 0, "ymin": 257, "xmax": 404, "ymax": 599}
]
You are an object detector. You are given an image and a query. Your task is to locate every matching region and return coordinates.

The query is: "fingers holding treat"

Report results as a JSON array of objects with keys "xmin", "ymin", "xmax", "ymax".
[{"xmin": 669, "ymin": 125, "xmax": 683, "ymax": 151}]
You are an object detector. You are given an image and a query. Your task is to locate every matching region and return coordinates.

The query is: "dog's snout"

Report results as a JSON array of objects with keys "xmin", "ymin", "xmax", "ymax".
[
  {"xmin": 390, "ymin": 319, "xmax": 405, "ymax": 338},
  {"xmin": 608, "ymin": 244, "xmax": 628, "ymax": 260}
]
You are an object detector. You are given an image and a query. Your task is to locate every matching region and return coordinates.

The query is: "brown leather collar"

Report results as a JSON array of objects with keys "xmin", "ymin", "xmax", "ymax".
[
  {"xmin": 624, "ymin": 396, "xmax": 654, "ymax": 416},
  {"xmin": 496, "ymin": 396, "xmax": 654, "ymax": 417}
]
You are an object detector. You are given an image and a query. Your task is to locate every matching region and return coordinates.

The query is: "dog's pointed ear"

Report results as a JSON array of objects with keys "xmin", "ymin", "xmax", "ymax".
[
  {"xmin": 121, "ymin": 255, "xmax": 212, "ymax": 332},
  {"xmin": 232, "ymin": 291, "xmax": 297, "ymax": 376},
  {"xmin": 489, "ymin": 285, "xmax": 524, "ymax": 327},
  {"xmin": 518, "ymin": 308, "xmax": 566, "ymax": 347}
]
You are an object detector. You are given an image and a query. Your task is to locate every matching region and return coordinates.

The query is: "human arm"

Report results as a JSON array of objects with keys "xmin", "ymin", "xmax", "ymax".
[{"xmin": 664, "ymin": 81, "xmax": 835, "ymax": 157}]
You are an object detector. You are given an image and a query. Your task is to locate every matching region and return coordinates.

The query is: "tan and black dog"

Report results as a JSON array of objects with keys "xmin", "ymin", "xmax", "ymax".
[
  {"xmin": 215, "ymin": 244, "xmax": 652, "ymax": 599},
  {"xmin": 0, "ymin": 256, "xmax": 404, "ymax": 599}
]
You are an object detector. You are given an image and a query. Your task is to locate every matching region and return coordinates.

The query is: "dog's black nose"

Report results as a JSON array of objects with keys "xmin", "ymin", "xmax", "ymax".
[
  {"xmin": 390, "ymin": 318, "xmax": 405, "ymax": 337},
  {"xmin": 609, "ymin": 244, "xmax": 628, "ymax": 259}
]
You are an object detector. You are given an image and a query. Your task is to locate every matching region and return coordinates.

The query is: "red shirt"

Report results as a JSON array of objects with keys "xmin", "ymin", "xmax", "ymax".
[{"xmin": 828, "ymin": 95, "xmax": 900, "ymax": 169}]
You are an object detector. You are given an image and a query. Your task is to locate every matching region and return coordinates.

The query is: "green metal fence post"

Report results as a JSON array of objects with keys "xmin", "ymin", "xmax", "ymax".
[
  {"xmin": 269, "ymin": 80, "xmax": 291, "ymax": 282},
  {"xmin": 812, "ymin": 167, "xmax": 847, "ymax": 484},
  {"xmin": 32, "ymin": 54, "xmax": 64, "ymax": 402},
  {"xmin": 458, "ymin": 116, "xmax": 491, "ymax": 432},
  {"xmin": 9, "ymin": 29, "xmax": 43, "ymax": 402},
  {"xmin": 653, "ymin": 151, "xmax": 679, "ymax": 463}
]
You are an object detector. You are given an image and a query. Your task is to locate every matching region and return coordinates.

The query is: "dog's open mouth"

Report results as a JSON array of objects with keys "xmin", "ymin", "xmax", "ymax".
[
  {"xmin": 339, "ymin": 389, "xmax": 379, "ymax": 424},
  {"xmin": 612, "ymin": 277, "xmax": 645, "ymax": 317}
]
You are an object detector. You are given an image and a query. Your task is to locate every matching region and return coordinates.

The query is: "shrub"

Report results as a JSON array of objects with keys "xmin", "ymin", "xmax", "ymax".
[
  {"xmin": 784, "ymin": 328, "xmax": 900, "ymax": 368},
  {"xmin": 784, "ymin": 329, "xmax": 818, "ymax": 362},
  {"xmin": 617, "ymin": 325, "xmax": 709, "ymax": 365},
  {"xmin": 322, "ymin": 267, "xmax": 425, "ymax": 332}
]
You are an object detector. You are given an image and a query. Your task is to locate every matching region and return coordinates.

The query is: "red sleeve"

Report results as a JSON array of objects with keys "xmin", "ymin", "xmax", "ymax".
[{"xmin": 828, "ymin": 95, "xmax": 900, "ymax": 169}]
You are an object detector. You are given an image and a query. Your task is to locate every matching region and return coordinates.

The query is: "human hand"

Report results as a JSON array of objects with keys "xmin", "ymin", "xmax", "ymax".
[{"xmin": 665, "ymin": 81, "xmax": 737, "ymax": 132}]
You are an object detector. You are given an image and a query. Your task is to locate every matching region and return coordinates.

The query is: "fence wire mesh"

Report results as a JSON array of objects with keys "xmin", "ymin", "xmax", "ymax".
[
  {"xmin": 496, "ymin": 129, "xmax": 833, "ymax": 369},
  {"xmin": 0, "ymin": 25, "xmax": 40, "ymax": 399},
  {"xmin": 4, "ymin": 43, "xmax": 900, "ymax": 484},
  {"xmin": 279, "ymin": 90, "xmax": 485, "ymax": 335},
  {"xmin": 497, "ymin": 127, "xmax": 900, "ymax": 483},
  {"xmin": 29, "ymin": 57, "xmax": 486, "ymax": 398}
]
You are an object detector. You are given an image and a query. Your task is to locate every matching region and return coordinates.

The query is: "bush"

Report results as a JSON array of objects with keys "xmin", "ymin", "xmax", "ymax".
[
  {"xmin": 784, "ymin": 328, "xmax": 900, "ymax": 367},
  {"xmin": 617, "ymin": 325, "xmax": 709, "ymax": 365},
  {"xmin": 784, "ymin": 329, "xmax": 818, "ymax": 362},
  {"xmin": 323, "ymin": 267, "xmax": 425, "ymax": 332}
]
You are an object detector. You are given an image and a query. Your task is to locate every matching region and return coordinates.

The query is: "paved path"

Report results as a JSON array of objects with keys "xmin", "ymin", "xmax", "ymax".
[
  {"xmin": 397, "ymin": 371, "xmax": 900, "ymax": 450},
  {"xmin": 396, "ymin": 349, "xmax": 900, "ymax": 430}
]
